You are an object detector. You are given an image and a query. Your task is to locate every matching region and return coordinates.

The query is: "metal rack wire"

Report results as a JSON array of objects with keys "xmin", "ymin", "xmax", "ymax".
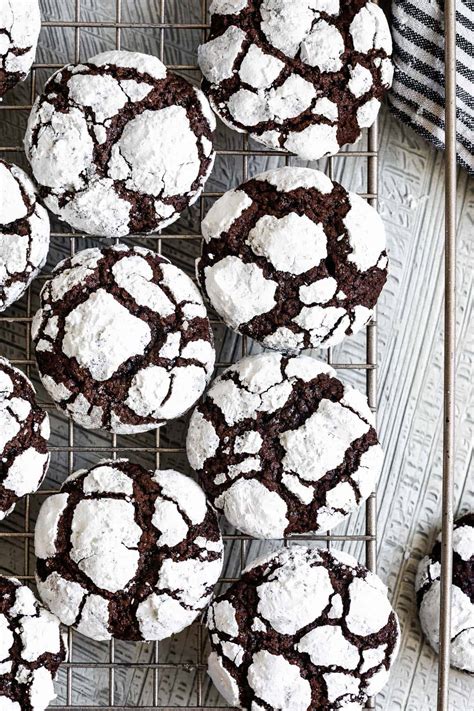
[{"xmin": 0, "ymin": 1, "xmax": 457, "ymax": 710}]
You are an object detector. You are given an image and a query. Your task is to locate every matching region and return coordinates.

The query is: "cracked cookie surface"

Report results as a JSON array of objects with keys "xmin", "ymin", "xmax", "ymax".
[
  {"xmin": 0, "ymin": 0, "xmax": 41, "ymax": 97},
  {"xmin": 198, "ymin": 0, "xmax": 392, "ymax": 160},
  {"xmin": 0, "ymin": 160, "xmax": 50, "ymax": 312},
  {"xmin": 416, "ymin": 513, "xmax": 474, "ymax": 673},
  {"xmin": 197, "ymin": 167, "xmax": 387, "ymax": 351},
  {"xmin": 34, "ymin": 459, "xmax": 223, "ymax": 642},
  {"xmin": 24, "ymin": 50, "xmax": 216, "ymax": 237},
  {"xmin": 32, "ymin": 244, "xmax": 215, "ymax": 433},
  {"xmin": 187, "ymin": 352, "xmax": 382, "ymax": 539},
  {"xmin": 207, "ymin": 546, "xmax": 399, "ymax": 710},
  {"xmin": 0, "ymin": 357, "xmax": 50, "ymax": 521},
  {"xmin": 0, "ymin": 575, "xmax": 67, "ymax": 711}
]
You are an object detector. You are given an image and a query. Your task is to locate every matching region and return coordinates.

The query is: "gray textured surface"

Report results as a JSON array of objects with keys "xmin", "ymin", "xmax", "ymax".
[{"xmin": 0, "ymin": 2, "xmax": 472, "ymax": 709}]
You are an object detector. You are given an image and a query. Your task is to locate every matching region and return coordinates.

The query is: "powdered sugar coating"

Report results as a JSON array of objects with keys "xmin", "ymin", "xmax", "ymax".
[
  {"xmin": 203, "ymin": 255, "xmax": 277, "ymax": 330},
  {"xmin": 198, "ymin": 167, "xmax": 387, "ymax": 351},
  {"xmin": 0, "ymin": 0, "xmax": 40, "ymax": 97},
  {"xmin": 0, "ymin": 576, "xmax": 66, "ymax": 711},
  {"xmin": 187, "ymin": 352, "xmax": 383, "ymax": 539},
  {"xmin": 32, "ymin": 244, "xmax": 215, "ymax": 433},
  {"xmin": 416, "ymin": 514, "xmax": 474, "ymax": 673},
  {"xmin": 248, "ymin": 651, "xmax": 311, "ymax": 710},
  {"xmin": 24, "ymin": 50, "xmax": 215, "ymax": 237},
  {"xmin": 0, "ymin": 160, "xmax": 50, "ymax": 312},
  {"xmin": 0, "ymin": 357, "xmax": 50, "ymax": 521},
  {"xmin": 35, "ymin": 459, "xmax": 223, "ymax": 642},
  {"xmin": 207, "ymin": 546, "xmax": 399, "ymax": 710},
  {"xmin": 199, "ymin": 0, "xmax": 392, "ymax": 160}
]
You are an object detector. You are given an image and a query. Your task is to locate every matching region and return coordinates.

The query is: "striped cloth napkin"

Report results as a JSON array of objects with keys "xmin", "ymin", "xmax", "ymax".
[{"xmin": 388, "ymin": 0, "xmax": 473, "ymax": 174}]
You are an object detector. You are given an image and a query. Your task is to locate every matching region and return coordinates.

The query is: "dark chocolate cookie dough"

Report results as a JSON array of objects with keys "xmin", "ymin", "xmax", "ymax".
[
  {"xmin": 416, "ymin": 513, "xmax": 474, "ymax": 673},
  {"xmin": 197, "ymin": 167, "xmax": 388, "ymax": 351},
  {"xmin": 206, "ymin": 546, "xmax": 399, "ymax": 710},
  {"xmin": 0, "ymin": 357, "xmax": 50, "ymax": 521},
  {"xmin": 187, "ymin": 352, "xmax": 383, "ymax": 539},
  {"xmin": 199, "ymin": 0, "xmax": 393, "ymax": 160},
  {"xmin": 32, "ymin": 244, "xmax": 215, "ymax": 433},
  {"xmin": 24, "ymin": 50, "xmax": 215, "ymax": 237},
  {"xmin": 34, "ymin": 459, "xmax": 223, "ymax": 642},
  {"xmin": 0, "ymin": 575, "xmax": 66, "ymax": 711}
]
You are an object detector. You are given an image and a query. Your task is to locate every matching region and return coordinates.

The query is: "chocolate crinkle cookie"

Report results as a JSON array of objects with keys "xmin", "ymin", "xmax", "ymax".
[
  {"xmin": 34, "ymin": 459, "xmax": 224, "ymax": 642},
  {"xmin": 187, "ymin": 352, "xmax": 382, "ymax": 539},
  {"xmin": 416, "ymin": 513, "xmax": 474, "ymax": 673},
  {"xmin": 0, "ymin": 576, "xmax": 67, "ymax": 711},
  {"xmin": 207, "ymin": 546, "xmax": 399, "ymax": 711},
  {"xmin": 24, "ymin": 50, "xmax": 215, "ymax": 237},
  {"xmin": 0, "ymin": 0, "xmax": 41, "ymax": 98},
  {"xmin": 32, "ymin": 244, "xmax": 215, "ymax": 433},
  {"xmin": 197, "ymin": 167, "xmax": 387, "ymax": 351},
  {"xmin": 0, "ymin": 160, "xmax": 50, "ymax": 312},
  {"xmin": 198, "ymin": 0, "xmax": 392, "ymax": 160},
  {"xmin": 0, "ymin": 357, "xmax": 50, "ymax": 521}
]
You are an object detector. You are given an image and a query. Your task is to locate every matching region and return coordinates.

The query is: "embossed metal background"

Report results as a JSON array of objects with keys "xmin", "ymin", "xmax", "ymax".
[{"xmin": 0, "ymin": 1, "xmax": 458, "ymax": 709}]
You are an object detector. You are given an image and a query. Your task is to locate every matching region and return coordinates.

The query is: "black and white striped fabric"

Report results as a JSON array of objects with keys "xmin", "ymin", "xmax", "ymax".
[{"xmin": 388, "ymin": 0, "xmax": 473, "ymax": 174}]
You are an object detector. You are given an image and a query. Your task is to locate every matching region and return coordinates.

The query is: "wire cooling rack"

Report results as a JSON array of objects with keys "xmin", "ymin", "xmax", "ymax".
[{"xmin": 0, "ymin": 1, "xmax": 457, "ymax": 710}]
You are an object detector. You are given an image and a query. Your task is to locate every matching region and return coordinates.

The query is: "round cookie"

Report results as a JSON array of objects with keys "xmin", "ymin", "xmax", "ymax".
[
  {"xmin": 198, "ymin": 0, "xmax": 393, "ymax": 160},
  {"xmin": 0, "ymin": 357, "xmax": 50, "ymax": 521},
  {"xmin": 187, "ymin": 352, "xmax": 382, "ymax": 539},
  {"xmin": 416, "ymin": 513, "xmax": 474, "ymax": 673},
  {"xmin": 0, "ymin": 0, "xmax": 41, "ymax": 98},
  {"xmin": 207, "ymin": 546, "xmax": 399, "ymax": 710},
  {"xmin": 34, "ymin": 459, "xmax": 224, "ymax": 641},
  {"xmin": 32, "ymin": 244, "xmax": 215, "ymax": 433},
  {"xmin": 0, "ymin": 160, "xmax": 50, "ymax": 312},
  {"xmin": 0, "ymin": 575, "xmax": 67, "ymax": 711},
  {"xmin": 197, "ymin": 167, "xmax": 387, "ymax": 351},
  {"xmin": 24, "ymin": 50, "xmax": 216, "ymax": 237}
]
